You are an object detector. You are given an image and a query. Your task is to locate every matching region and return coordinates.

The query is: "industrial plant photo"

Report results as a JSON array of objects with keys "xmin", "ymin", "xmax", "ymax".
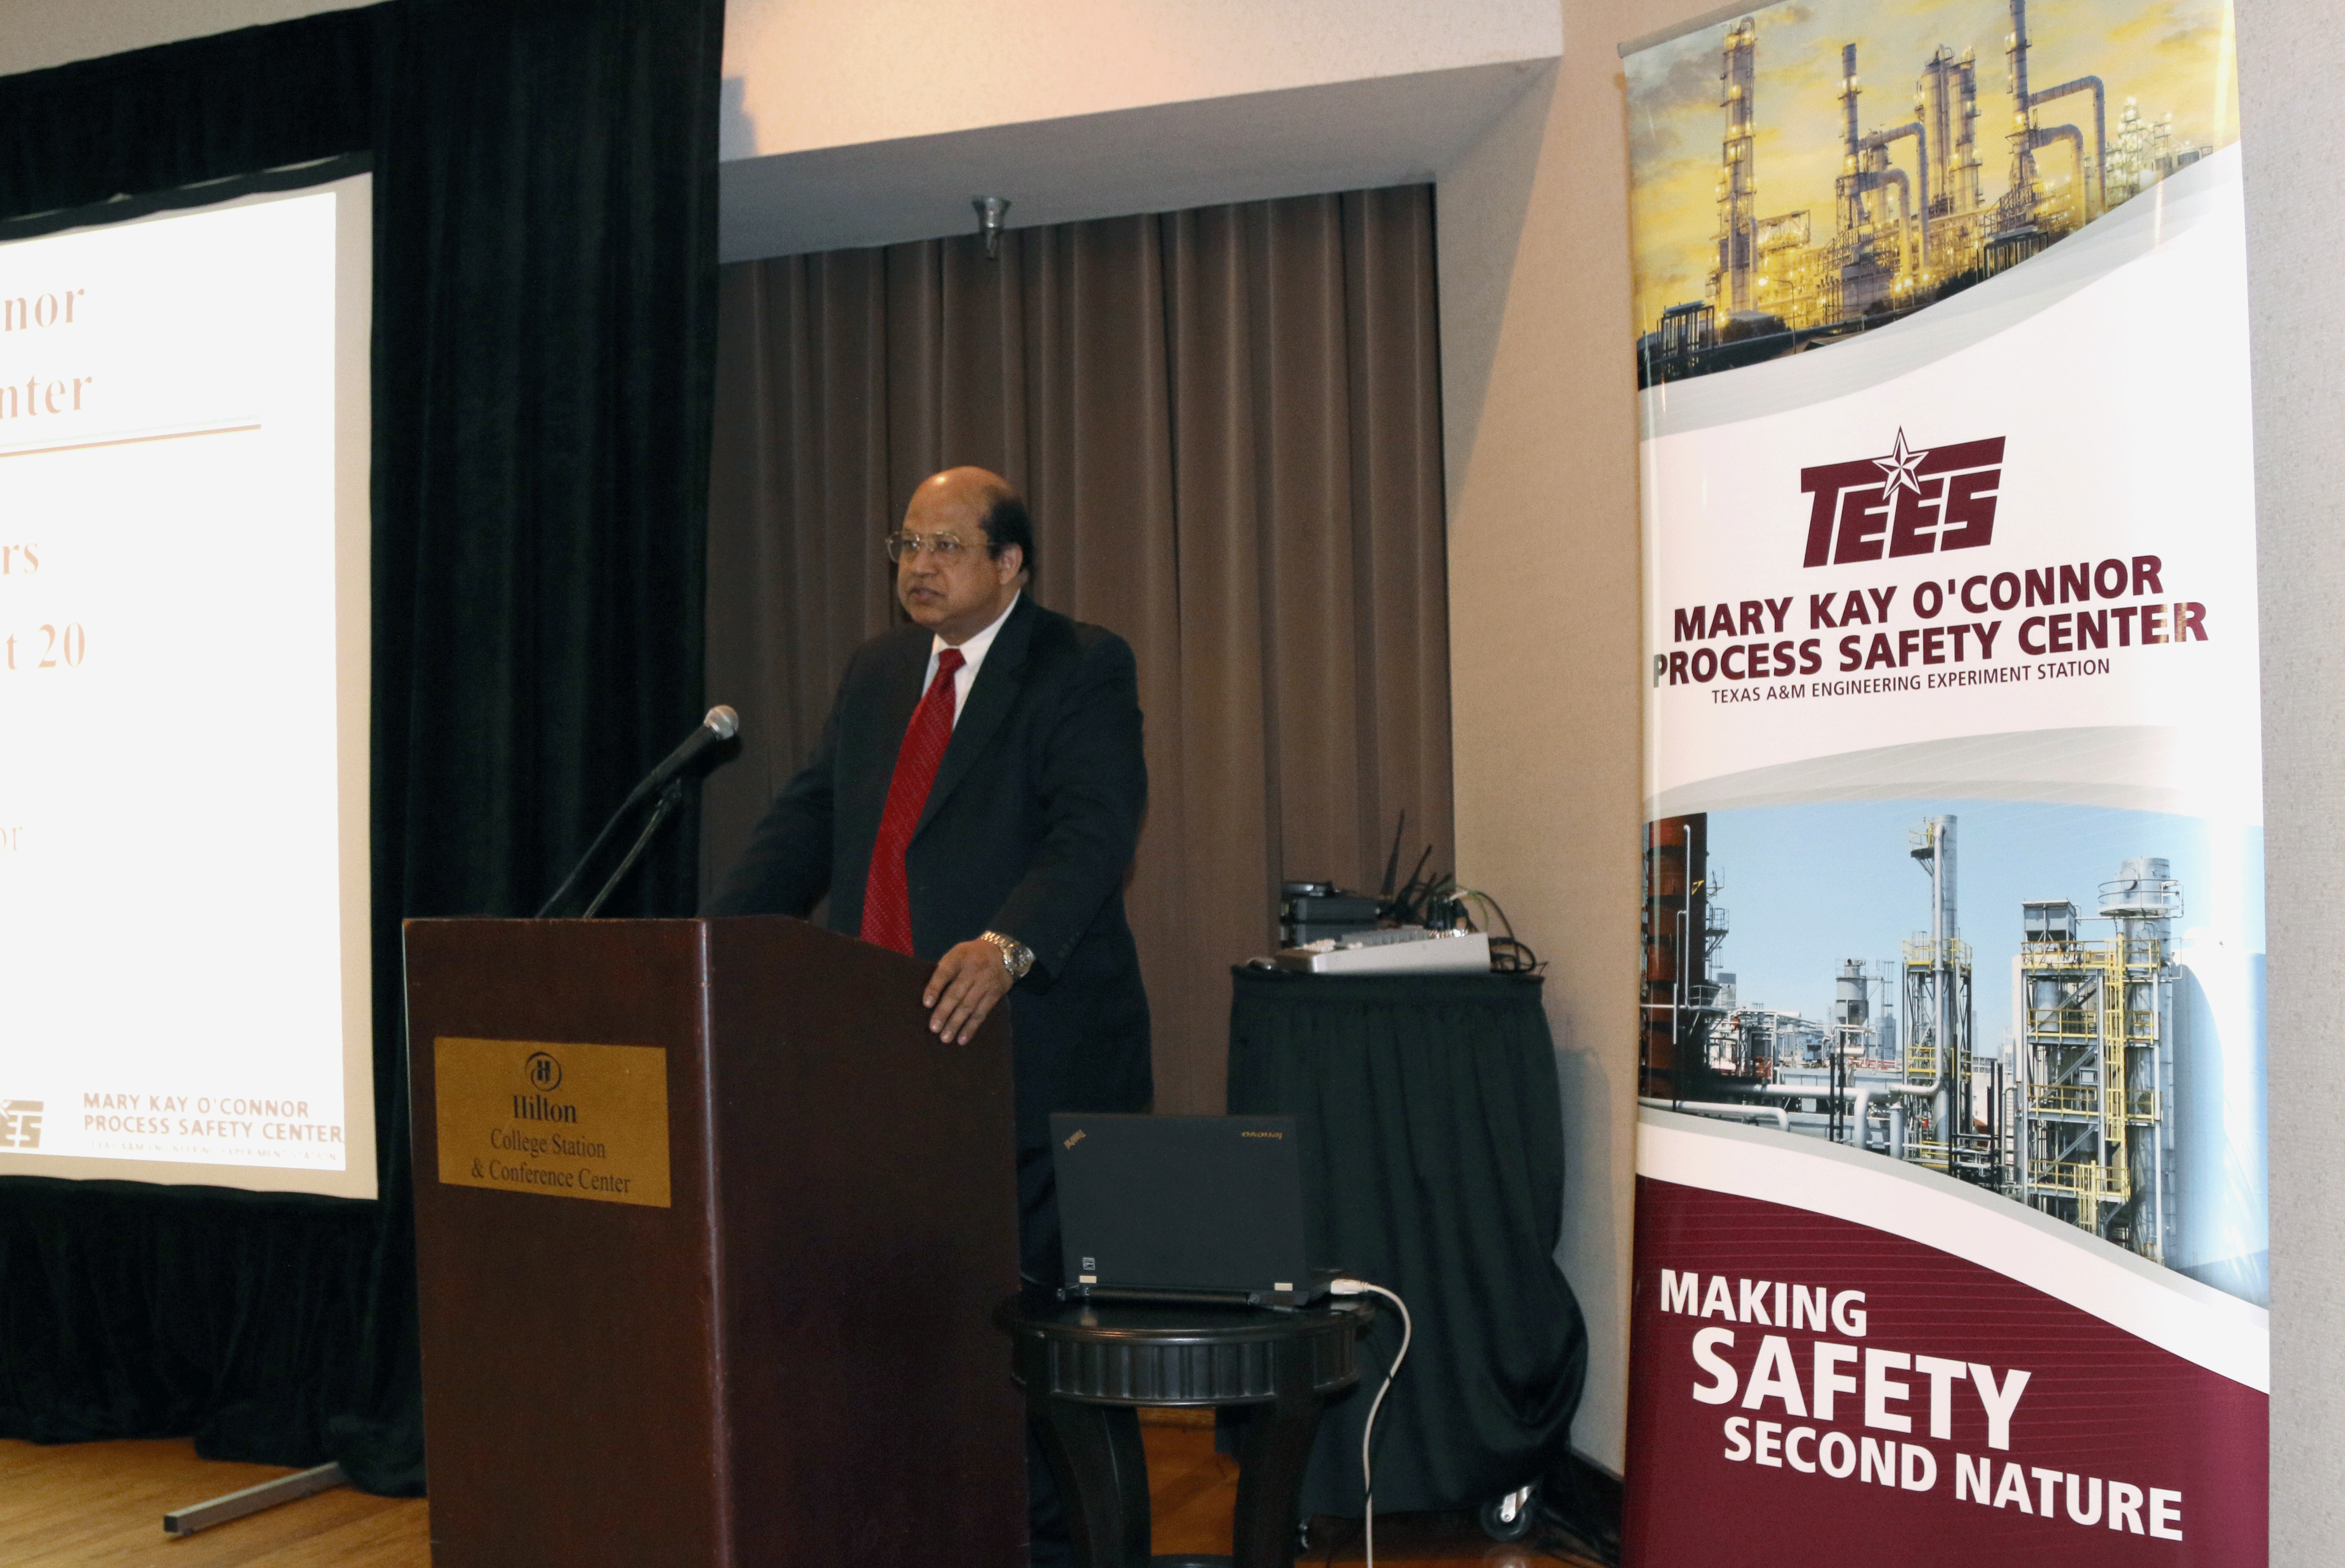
[
  {"xmin": 1626, "ymin": 0, "xmax": 2238, "ymax": 385},
  {"xmin": 1639, "ymin": 799, "xmax": 2268, "ymax": 1304}
]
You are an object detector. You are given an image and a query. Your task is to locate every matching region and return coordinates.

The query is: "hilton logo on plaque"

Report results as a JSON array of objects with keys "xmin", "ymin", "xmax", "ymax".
[
  {"xmin": 513, "ymin": 1051, "xmax": 577, "ymax": 1122},
  {"xmin": 436, "ymin": 1037, "xmax": 671, "ymax": 1208}
]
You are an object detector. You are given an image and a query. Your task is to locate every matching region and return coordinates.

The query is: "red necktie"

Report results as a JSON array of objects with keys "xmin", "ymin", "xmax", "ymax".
[{"xmin": 860, "ymin": 647, "xmax": 965, "ymax": 954}]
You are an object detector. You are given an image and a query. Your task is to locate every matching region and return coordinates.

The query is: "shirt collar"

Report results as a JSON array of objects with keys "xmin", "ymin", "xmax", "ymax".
[{"xmin": 934, "ymin": 590, "xmax": 1020, "ymax": 670}]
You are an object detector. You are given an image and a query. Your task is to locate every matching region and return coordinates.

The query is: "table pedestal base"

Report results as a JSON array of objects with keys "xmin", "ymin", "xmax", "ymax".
[{"xmin": 999, "ymin": 1295, "xmax": 1369, "ymax": 1568}]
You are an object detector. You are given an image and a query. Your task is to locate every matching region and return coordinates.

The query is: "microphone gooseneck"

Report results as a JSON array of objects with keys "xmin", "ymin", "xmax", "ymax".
[{"xmin": 536, "ymin": 706, "xmax": 743, "ymax": 918}]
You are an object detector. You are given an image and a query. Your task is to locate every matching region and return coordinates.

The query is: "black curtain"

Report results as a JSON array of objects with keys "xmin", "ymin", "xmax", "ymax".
[
  {"xmin": 1225, "ymin": 971, "xmax": 1584, "ymax": 1514},
  {"xmin": 0, "ymin": 0, "xmax": 720, "ymax": 1494},
  {"xmin": 0, "ymin": 12, "xmax": 374, "ymax": 219}
]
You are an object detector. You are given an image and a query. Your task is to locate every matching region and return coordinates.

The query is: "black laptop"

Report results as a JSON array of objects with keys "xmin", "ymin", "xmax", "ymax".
[{"xmin": 1049, "ymin": 1112, "xmax": 1335, "ymax": 1308}]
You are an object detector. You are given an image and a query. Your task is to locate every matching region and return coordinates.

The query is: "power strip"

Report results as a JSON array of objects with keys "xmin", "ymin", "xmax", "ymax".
[{"xmin": 1273, "ymin": 931, "xmax": 1491, "ymax": 974}]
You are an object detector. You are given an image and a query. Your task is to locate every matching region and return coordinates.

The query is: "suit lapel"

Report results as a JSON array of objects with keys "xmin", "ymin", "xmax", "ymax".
[
  {"xmin": 915, "ymin": 595, "xmax": 1034, "ymax": 838},
  {"xmin": 845, "ymin": 631, "xmax": 930, "ymax": 837},
  {"xmin": 870, "ymin": 631, "xmax": 930, "ymax": 756}
]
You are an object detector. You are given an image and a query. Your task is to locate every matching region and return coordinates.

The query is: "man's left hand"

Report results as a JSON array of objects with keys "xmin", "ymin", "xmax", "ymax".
[{"xmin": 924, "ymin": 939, "xmax": 1014, "ymax": 1044}]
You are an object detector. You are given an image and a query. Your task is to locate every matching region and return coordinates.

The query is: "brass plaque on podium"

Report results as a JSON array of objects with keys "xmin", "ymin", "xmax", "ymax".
[{"xmin": 434, "ymin": 1037, "xmax": 671, "ymax": 1208}]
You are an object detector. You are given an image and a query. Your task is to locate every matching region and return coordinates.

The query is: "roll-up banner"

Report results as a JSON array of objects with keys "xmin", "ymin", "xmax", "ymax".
[{"xmin": 1619, "ymin": 1, "xmax": 2261, "ymax": 1562}]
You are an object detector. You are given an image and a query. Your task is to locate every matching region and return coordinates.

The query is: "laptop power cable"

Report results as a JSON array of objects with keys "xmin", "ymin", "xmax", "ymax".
[{"xmin": 1328, "ymin": 1277, "xmax": 1412, "ymax": 1568}]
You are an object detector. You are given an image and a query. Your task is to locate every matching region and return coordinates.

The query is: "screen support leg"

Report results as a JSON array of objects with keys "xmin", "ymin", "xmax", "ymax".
[{"xmin": 162, "ymin": 1460, "xmax": 348, "ymax": 1536}]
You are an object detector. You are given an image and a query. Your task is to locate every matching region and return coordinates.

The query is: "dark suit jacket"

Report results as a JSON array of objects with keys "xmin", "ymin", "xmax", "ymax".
[{"xmin": 706, "ymin": 595, "xmax": 1151, "ymax": 1146}]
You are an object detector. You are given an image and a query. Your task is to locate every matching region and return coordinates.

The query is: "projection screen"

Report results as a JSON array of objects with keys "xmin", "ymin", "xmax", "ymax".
[{"xmin": 0, "ymin": 169, "xmax": 375, "ymax": 1198}]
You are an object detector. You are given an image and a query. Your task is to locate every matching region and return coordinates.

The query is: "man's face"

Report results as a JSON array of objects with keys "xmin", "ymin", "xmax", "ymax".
[{"xmin": 895, "ymin": 487, "xmax": 1022, "ymax": 643}]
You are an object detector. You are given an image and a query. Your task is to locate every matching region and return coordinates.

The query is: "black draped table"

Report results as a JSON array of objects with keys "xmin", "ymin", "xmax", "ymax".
[{"xmin": 1224, "ymin": 966, "xmax": 1587, "ymax": 1520}]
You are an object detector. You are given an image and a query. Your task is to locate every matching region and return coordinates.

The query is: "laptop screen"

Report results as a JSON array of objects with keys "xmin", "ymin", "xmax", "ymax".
[{"xmin": 1050, "ymin": 1113, "xmax": 1319, "ymax": 1301}]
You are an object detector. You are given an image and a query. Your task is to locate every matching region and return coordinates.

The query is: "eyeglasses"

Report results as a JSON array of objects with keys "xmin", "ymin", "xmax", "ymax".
[{"xmin": 885, "ymin": 531, "xmax": 981, "ymax": 563}]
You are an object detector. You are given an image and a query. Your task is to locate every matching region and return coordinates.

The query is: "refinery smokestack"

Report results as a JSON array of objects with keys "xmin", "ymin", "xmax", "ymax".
[
  {"xmin": 1719, "ymin": 18, "xmax": 1759, "ymax": 313},
  {"xmin": 1912, "ymin": 816, "xmax": 1959, "ymax": 1148}
]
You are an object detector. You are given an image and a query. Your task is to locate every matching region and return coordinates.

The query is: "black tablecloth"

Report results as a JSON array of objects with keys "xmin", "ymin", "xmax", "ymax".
[{"xmin": 1225, "ymin": 966, "xmax": 1587, "ymax": 1517}]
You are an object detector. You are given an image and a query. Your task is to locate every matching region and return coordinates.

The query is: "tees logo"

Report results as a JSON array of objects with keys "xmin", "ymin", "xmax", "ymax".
[
  {"xmin": 0, "ymin": 1099, "xmax": 43, "ymax": 1150},
  {"xmin": 1801, "ymin": 429, "xmax": 2005, "ymax": 567}
]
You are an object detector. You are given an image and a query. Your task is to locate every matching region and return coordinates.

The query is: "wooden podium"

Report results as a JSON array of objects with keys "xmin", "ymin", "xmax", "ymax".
[{"xmin": 404, "ymin": 915, "xmax": 1025, "ymax": 1568}]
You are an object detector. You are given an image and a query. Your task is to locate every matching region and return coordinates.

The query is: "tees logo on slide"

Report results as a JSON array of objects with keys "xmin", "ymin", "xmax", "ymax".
[
  {"xmin": 1800, "ymin": 430, "xmax": 2006, "ymax": 568},
  {"xmin": 0, "ymin": 1099, "xmax": 43, "ymax": 1150}
]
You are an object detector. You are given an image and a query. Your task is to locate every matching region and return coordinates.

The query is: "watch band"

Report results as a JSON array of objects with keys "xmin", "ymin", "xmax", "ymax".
[{"xmin": 980, "ymin": 930, "xmax": 1034, "ymax": 980}]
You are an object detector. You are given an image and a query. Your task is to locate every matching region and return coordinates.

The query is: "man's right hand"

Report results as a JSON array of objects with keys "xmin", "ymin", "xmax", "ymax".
[{"xmin": 922, "ymin": 939, "xmax": 1015, "ymax": 1045}]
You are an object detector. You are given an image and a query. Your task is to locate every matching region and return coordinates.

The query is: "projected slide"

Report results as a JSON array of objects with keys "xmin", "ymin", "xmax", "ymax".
[{"xmin": 0, "ymin": 179, "xmax": 374, "ymax": 1197}]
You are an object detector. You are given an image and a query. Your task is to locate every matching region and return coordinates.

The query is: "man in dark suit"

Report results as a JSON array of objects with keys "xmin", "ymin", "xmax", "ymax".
[
  {"xmin": 706, "ymin": 467, "xmax": 1150, "ymax": 1562},
  {"xmin": 709, "ymin": 463, "xmax": 1151, "ymax": 1252}
]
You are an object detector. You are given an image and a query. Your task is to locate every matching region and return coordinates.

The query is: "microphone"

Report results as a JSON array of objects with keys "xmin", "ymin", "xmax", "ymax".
[
  {"xmin": 624, "ymin": 705, "xmax": 739, "ymax": 806},
  {"xmin": 536, "ymin": 705, "xmax": 742, "ymax": 918}
]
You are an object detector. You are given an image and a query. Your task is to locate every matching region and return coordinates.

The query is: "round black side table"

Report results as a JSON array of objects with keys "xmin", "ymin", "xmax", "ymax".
[{"xmin": 995, "ymin": 1292, "xmax": 1372, "ymax": 1568}]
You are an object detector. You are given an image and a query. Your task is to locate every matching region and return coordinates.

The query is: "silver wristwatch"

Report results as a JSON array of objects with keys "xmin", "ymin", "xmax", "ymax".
[{"xmin": 980, "ymin": 930, "xmax": 1034, "ymax": 980}]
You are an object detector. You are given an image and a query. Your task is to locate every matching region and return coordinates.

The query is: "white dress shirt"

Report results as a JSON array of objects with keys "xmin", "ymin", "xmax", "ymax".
[{"xmin": 924, "ymin": 591, "xmax": 1020, "ymax": 724}]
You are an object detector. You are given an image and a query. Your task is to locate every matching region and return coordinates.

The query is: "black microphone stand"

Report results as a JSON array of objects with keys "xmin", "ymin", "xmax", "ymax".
[
  {"xmin": 537, "ymin": 707, "xmax": 737, "ymax": 918},
  {"xmin": 537, "ymin": 777, "xmax": 689, "ymax": 919},
  {"xmin": 578, "ymin": 778, "xmax": 685, "ymax": 918}
]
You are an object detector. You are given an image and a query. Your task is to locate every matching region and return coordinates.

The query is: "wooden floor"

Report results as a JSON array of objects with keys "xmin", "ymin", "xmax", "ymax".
[
  {"xmin": 0, "ymin": 1439, "xmax": 427, "ymax": 1566},
  {"xmin": 1141, "ymin": 1413, "xmax": 1605, "ymax": 1567},
  {"xmin": 0, "ymin": 1418, "xmax": 1602, "ymax": 1567}
]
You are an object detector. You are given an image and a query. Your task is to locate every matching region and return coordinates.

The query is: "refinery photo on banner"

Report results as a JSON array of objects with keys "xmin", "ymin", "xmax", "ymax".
[{"xmin": 1620, "ymin": 0, "xmax": 2262, "ymax": 1563}]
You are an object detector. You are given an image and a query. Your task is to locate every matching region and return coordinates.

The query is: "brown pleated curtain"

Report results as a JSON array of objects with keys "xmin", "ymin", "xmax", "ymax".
[{"xmin": 702, "ymin": 183, "xmax": 1453, "ymax": 1116}]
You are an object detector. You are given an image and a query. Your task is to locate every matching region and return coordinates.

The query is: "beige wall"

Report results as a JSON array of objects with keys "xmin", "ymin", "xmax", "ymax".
[
  {"xmin": 0, "ymin": 0, "xmax": 367, "ymax": 77},
  {"xmin": 2237, "ymin": 1, "xmax": 2342, "ymax": 1561},
  {"xmin": 1438, "ymin": 0, "xmax": 1696, "ymax": 1476},
  {"xmin": 720, "ymin": 0, "xmax": 1558, "ymax": 159}
]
